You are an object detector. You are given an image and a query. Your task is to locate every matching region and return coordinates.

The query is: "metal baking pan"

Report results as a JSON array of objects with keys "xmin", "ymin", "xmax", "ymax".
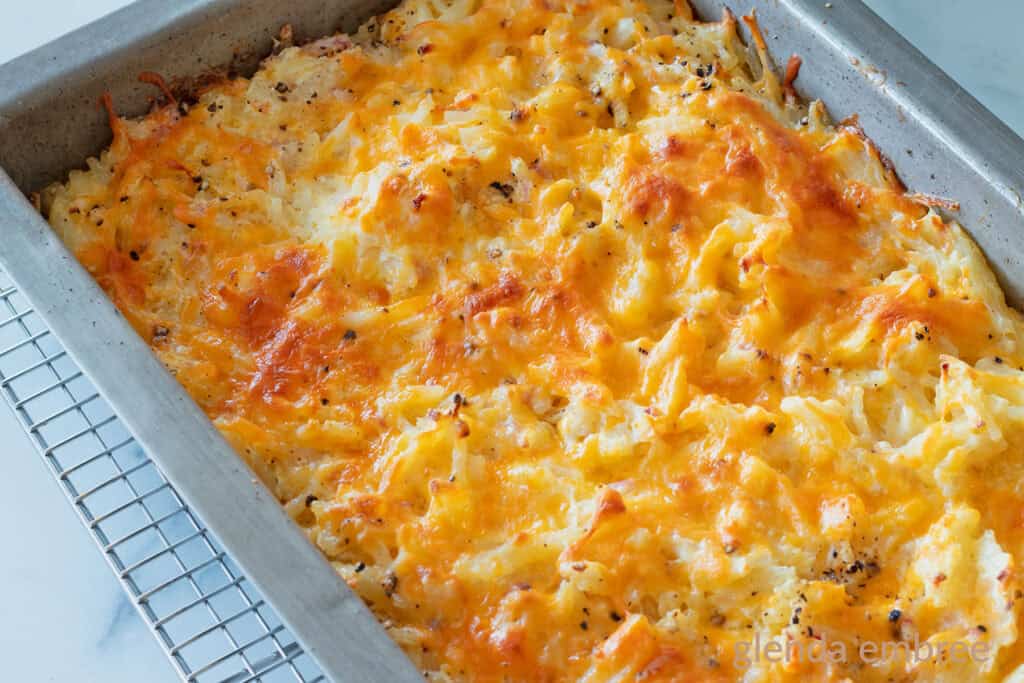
[{"xmin": 1, "ymin": 0, "xmax": 1022, "ymax": 681}]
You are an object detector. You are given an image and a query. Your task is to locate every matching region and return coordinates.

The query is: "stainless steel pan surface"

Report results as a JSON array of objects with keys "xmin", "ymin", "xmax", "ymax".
[{"xmin": 1, "ymin": 1, "xmax": 1021, "ymax": 680}]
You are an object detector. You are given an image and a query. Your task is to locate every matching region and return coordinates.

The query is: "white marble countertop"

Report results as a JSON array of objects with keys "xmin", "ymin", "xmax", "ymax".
[{"xmin": 0, "ymin": 1, "xmax": 1021, "ymax": 680}]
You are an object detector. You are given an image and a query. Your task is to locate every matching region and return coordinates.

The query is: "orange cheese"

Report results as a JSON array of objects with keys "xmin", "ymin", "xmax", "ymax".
[{"xmin": 44, "ymin": 0, "xmax": 1024, "ymax": 679}]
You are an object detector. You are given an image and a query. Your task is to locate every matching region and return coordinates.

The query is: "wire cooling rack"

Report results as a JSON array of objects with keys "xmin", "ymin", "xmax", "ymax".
[{"xmin": 0, "ymin": 268, "xmax": 326, "ymax": 683}]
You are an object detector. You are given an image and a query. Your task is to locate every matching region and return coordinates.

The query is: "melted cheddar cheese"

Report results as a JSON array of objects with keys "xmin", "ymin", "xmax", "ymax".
[{"xmin": 43, "ymin": 0, "xmax": 1024, "ymax": 679}]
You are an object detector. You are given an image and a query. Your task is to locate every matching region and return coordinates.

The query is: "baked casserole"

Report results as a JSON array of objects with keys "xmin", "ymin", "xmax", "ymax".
[{"xmin": 42, "ymin": 0, "xmax": 1024, "ymax": 679}]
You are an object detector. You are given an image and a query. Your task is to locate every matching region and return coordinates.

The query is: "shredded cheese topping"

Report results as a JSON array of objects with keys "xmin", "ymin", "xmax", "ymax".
[{"xmin": 43, "ymin": 0, "xmax": 1024, "ymax": 679}]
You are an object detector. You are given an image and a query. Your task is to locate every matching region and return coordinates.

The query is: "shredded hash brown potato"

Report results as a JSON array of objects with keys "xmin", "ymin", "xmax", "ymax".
[{"xmin": 42, "ymin": 0, "xmax": 1024, "ymax": 679}]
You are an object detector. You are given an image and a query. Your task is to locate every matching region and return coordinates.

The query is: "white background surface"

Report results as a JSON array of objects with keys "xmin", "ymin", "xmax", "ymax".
[{"xmin": 0, "ymin": 1, "xmax": 1022, "ymax": 681}]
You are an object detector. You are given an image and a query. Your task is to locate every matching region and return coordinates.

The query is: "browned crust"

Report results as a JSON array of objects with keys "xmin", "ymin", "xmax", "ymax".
[
  {"xmin": 739, "ymin": 12, "xmax": 768, "ymax": 54},
  {"xmin": 906, "ymin": 192, "xmax": 961, "ymax": 213},
  {"xmin": 464, "ymin": 272, "xmax": 525, "ymax": 315},
  {"xmin": 783, "ymin": 54, "xmax": 802, "ymax": 101},
  {"xmin": 138, "ymin": 71, "xmax": 177, "ymax": 105},
  {"xmin": 98, "ymin": 91, "xmax": 123, "ymax": 137},
  {"xmin": 839, "ymin": 114, "xmax": 907, "ymax": 193}
]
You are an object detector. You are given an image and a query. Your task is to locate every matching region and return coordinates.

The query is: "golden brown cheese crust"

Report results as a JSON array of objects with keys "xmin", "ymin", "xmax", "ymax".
[{"xmin": 44, "ymin": 0, "xmax": 1024, "ymax": 679}]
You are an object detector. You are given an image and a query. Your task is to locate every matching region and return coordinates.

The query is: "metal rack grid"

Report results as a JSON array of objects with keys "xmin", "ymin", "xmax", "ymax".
[{"xmin": 0, "ymin": 267, "xmax": 327, "ymax": 683}]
